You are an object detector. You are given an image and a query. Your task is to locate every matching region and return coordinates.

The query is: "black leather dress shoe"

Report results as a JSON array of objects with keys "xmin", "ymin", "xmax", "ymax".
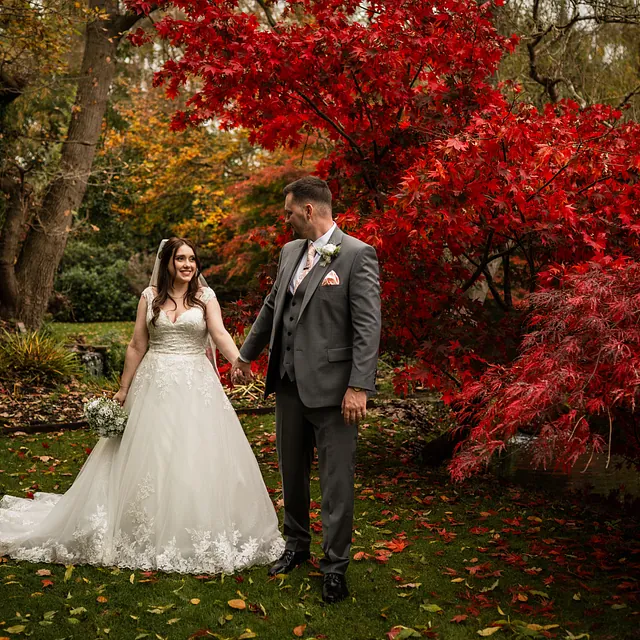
[
  {"xmin": 268, "ymin": 549, "xmax": 310, "ymax": 576},
  {"xmin": 322, "ymin": 573, "xmax": 349, "ymax": 604}
]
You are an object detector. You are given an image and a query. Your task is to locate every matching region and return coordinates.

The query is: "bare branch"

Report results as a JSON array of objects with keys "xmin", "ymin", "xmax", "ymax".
[
  {"xmin": 293, "ymin": 89, "xmax": 366, "ymax": 161},
  {"xmin": 522, "ymin": 0, "xmax": 640, "ymax": 105},
  {"xmin": 618, "ymin": 82, "xmax": 640, "ymax": 109},
  {"xmin": 503, "ymin": 253, "xmax": 513, "ymax": 309},
  {"xmin": 254, "ymin": 0, "xmax": 277, "ymax": 29},
  {"xmin": 482, "ymin": 265, "xmax": 508, "ymax": 311}
]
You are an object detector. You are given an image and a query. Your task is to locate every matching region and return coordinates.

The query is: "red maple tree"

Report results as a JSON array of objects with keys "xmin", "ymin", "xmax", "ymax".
[{"xmin": 127, "ymin": 0, "xmax": 640, "ymax": 476}]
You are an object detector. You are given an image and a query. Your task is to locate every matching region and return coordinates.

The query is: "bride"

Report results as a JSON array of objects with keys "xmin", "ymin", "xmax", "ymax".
[{"xmin": 0, "ymin": 237, "xmax": 285, "ymax": 573}]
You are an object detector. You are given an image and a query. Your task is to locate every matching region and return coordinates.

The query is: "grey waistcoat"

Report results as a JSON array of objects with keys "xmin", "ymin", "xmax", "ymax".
[{"xmin": 279, "ymin": 270, "xmax": 314, "ymax": 381}]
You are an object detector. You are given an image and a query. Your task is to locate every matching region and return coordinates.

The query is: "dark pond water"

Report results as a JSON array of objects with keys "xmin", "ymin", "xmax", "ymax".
[{"xmin": 497, "ymin": 435, "xmax": 640, "ymax": 501}]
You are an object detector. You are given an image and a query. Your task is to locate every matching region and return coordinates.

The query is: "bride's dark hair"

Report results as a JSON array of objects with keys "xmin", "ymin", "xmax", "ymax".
[{"xmin": 151, "ymin": 237, "xmax": 207, "ymax": 326}]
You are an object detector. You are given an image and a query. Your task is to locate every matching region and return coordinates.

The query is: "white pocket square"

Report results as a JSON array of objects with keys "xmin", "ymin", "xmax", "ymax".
[{"xmin": 321, "ymin": 270, "xmax": 340, "ymax": 286}]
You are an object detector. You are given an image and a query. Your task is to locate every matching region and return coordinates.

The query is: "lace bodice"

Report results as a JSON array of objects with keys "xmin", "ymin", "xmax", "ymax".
[{"xmin": 141, "ymin": 287, "xmax": 216, "ymax": 356}]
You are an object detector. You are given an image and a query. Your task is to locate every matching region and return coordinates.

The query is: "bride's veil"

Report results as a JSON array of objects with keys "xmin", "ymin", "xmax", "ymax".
[{"xmin": 149, "ymin": 239, "xmax": 218, "ymax": 373}]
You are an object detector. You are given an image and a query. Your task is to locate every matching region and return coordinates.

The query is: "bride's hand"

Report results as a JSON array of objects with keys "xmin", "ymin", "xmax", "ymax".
[
  {"xmin": 231, "ymin": 359, "xmax": 252, "ymax": 384},
  {"xmin": 113, "ymin": 387, "xmax": 128, "ymax": 406}
]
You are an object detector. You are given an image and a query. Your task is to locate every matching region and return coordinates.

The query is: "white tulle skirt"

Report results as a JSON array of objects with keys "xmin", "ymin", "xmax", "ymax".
[{"xmin": 0, "ymin": 350, "xmax": 285, "ymax": 574}]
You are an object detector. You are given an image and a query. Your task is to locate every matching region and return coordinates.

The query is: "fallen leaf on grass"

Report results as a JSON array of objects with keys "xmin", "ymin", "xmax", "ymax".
[
  {"xmin": 238, "ymin": 630, "xmax": 256, "ymax": 639},
  {"xmin": 451, "ymin": 614, "xmax": 468, "ymax": 623},
  {"xmin": 480, "ymin": 580, "xmax": 499, "ymax": 593},
  {"xmin": 375, "ymin": 550, "xmax": 392, "ymax": 563},
  {"xmin": 293, "ymin": 624, "xmax": 306, "ymax": 636},
  {"xmin": 385, "ymin": 538, "xmax": 411, "ymax": 553},
  {"xmin": 420, "ymin": 603, "xmax": 443, "ymax": 613},
  {"xmin": 167, "ymin": 618, "xmax": 180, "ymax": 625},
  {"xmin": 526, "ymin": 624, "xmax": 559, "ymax": 631},
  {"xmin": 41, "ymin": 579, "xmax": 54, "ymax": 588},
  {"xmin": 97, "ymin": 596, "xmax": 108, "ymax": 603},
  {"xmin": 36, "ymin": 569, "xmax": 51, "ymax": 576},
  {"xmin": 387, "ymin": 626, "xmax": 421, "ymax": 639},
  {"xmin": 6, "ymin": 626, "xmax": 27, "ymax": 635},
  {"xmin": 228, "ymin": 599, "xmax": 246, "ymax": 610},
  {"xmin": 148, "ymin": 604, "xmax": 176, "ymax": 614},
  {"xmin": 64, "ymin": 565, "xmax": 74, "ymax": 582},
  {"xmin": 477, "ymin": 627, "xmax": 501, "ymax": 636},
  {"xmin": 190, "ymin": 599, "xmax": 201, "ymax": 605}
]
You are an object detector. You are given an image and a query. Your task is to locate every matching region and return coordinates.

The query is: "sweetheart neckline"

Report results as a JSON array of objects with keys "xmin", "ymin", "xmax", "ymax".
[{"xmin": 159, "ymin": 307, "xmax": 200, "ymax": 325}]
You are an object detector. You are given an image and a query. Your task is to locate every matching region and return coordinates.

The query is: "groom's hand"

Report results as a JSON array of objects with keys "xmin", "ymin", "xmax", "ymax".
[
  {"xmin": 231, "ymin": 358, "xmax": 253, "ymax": 384},
  {"xmin": 342, "ymin": 387, "xmax": 367, "ymax": 425}
]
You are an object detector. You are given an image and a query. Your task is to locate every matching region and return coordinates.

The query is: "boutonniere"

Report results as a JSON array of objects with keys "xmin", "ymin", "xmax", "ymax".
[{"xmin": 317, "ymin": 243, "xmax": 341, "ymax": 267}]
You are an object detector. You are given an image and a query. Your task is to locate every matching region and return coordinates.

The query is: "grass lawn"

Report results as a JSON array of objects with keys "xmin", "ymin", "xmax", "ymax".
[
  {"xmin": 1, "ymin": 411, "xmax": 638, "ymax": 640},
  {"xmin": 45, "ymin": 322, "xmax": 135, "ymax": 346}
]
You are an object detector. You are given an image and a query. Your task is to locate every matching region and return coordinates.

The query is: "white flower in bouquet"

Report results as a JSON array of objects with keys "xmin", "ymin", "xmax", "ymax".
[{"xmin": 84, "ymin": 397, "xmax": 128, "ymax": 439}]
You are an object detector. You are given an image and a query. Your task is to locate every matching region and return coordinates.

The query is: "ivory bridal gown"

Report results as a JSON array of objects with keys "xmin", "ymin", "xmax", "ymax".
[{"xmin": 0, "ymin": 287, "xmax": 284, "ymax": 573}]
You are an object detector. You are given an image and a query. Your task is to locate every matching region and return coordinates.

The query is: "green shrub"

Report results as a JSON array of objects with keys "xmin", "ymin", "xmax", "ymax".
[
  {"xmin": 81, "ymin": 328, "xmax": 129, "ymax": 379},
  {"xmin": 0, "ymin": 330, "xmax": 82, "ymax": 386},
  {"xmin": 53, "ymin": 241, "xmax": 139, "ymax": 322},
  {"xmin": 58, "ymin": 241, "xmax": 131, "ymax": 270}
]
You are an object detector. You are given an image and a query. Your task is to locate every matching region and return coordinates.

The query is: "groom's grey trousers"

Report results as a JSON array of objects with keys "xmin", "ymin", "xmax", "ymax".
[{"xmin": 276, "ymin": 375, "xmax": 357, "ymax": 575}]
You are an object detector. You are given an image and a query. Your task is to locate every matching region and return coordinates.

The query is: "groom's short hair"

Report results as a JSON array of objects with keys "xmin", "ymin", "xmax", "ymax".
[{"xmin": 283, "ymin": 176, "xmax": 332, "ymax": 211}]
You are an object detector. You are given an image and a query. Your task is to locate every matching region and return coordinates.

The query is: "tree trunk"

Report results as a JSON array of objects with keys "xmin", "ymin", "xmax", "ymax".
[
  {"xmin": 0, "ymin": 175, "xmax": 30, "ymax": 318},
  {"xmin": 4, "ymin": 2, "xmax": 141, "ymax": 328}
]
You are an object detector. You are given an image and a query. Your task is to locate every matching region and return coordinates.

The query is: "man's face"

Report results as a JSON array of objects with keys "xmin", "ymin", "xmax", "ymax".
[{"xmin": 284, "ymin": 193, "xmax": 309, "ymax": 238}]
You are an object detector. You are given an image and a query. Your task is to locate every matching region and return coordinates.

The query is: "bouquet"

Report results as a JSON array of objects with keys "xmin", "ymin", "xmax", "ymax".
[{"xmin": 84, "ymin": 397, "xmax": 128, "ymax": 438}]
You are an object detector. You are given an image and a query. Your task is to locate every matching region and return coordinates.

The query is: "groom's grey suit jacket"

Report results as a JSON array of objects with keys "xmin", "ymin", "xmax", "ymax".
[{"xmin": 239, "ymin": 226, "xmax": 381, "ymax": 408}]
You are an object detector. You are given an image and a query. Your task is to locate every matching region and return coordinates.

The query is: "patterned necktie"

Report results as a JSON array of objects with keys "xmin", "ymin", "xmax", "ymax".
[{"xmin": 292, "ymin": 243, "xmax": 316, "ymax": 293}]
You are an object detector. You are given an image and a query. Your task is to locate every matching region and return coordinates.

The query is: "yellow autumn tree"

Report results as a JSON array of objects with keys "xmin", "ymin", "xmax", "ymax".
[{"xmin": 98, "ymin": 86, "xmax": 255, "ymax": 252}]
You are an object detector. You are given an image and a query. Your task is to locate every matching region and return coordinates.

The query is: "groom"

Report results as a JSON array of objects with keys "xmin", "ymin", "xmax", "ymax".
[{"xmin": 233, "ymin": 176, "xmax": 381, "ymax": 604}]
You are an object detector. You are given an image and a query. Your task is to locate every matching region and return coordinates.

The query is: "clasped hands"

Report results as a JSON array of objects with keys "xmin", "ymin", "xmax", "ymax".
[{"xmin": 231, "ymin": 358, "xmax": 253, "ymax": 385}]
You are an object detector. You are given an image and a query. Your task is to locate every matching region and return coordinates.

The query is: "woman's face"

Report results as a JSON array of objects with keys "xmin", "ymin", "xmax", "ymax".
[{"xmin": 169, "ymin": 244, "xmax": 197, "ymax": 284}]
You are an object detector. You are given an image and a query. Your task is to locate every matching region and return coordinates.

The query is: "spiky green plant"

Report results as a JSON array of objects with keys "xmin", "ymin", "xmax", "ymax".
[{"xmin": 0, "ymin": 330, "xmax": 82, "ymax": 386}]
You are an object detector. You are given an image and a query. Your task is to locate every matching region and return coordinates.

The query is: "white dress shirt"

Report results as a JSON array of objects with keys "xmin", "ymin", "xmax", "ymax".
[{"xmin": 288, "ymin": 223, "xmax": 337, "ymax": 294}]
